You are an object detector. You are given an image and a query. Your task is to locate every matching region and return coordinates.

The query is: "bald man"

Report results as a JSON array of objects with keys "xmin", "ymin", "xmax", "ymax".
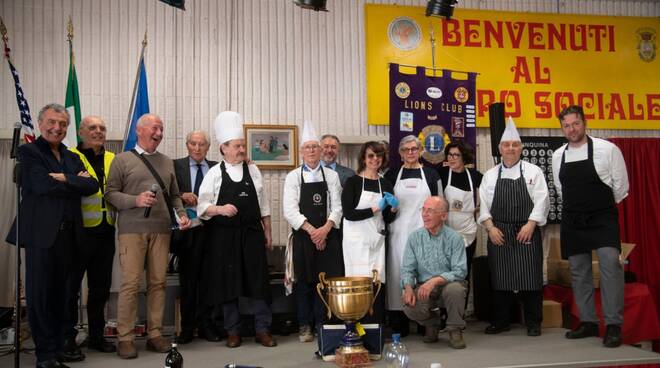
[{"xmin": 61, "ymin": 116, "xmax": 117, "ymax": 360}]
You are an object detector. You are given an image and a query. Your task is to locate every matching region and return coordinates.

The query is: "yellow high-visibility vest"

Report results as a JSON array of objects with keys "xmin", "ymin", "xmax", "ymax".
[{"xmin": 70, "ymin": 147, "xmax": 116, "ymax": 227}]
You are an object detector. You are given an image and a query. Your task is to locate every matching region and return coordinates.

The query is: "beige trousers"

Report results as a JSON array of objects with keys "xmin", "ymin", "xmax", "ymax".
[{"xmin": 116, "ymin": 233, "xmax": 171, "ymax": 341}]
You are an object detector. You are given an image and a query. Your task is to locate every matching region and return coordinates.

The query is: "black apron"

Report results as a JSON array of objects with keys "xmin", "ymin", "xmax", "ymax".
[
  {"xmin": 293, "ymin": 166, "xmax": 344, "ymax": 284},
  {"xmin": 488, "ymin": 164, "xmax": 543, "ymax": 291},
  {"xmin": 559, "ymin": 136, "xmax": 621, "ymax": 258},
  {"xmin": 202, "ymin": 162, "xmax": 270, "ymax": 304}
]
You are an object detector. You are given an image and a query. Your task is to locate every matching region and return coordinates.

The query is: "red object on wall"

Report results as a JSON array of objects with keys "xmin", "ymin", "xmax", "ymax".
[{"xmin": 609, "ymin": 138, "xmax": 660, "ymax": 352}]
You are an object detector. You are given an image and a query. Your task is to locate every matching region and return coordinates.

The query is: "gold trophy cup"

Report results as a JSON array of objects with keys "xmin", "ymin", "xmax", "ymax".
[{"xmin": 317, "ymin": 270, "xmax": 381, "ymax": 367}]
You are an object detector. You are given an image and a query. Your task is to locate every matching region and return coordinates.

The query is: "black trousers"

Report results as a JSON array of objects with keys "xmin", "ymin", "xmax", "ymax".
[
  {"xmin": 492, "ymin": 290, "xmax": 543, "ymax": 327},
  {"xmin": 64, "ymin": 230, "xmax": 115, "ymax": 339},
  {"xmin": 25, "ymin": 227, "xmax": 74, "ymax": 362},
  {"xmin": 178, "ymin": 226, "xmax": 216, "ymax": 332}
]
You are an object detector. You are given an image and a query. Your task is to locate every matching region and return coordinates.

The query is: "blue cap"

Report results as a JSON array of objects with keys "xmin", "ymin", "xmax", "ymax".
[{"xmin": 392, "ymin": 333, "xmax": 401, "ymax": 343}]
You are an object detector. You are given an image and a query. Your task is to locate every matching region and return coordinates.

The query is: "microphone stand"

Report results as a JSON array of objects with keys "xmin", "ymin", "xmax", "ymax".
[{"xmin": 9, "ymin": 123, "xmax": 22, "ymax": 368}]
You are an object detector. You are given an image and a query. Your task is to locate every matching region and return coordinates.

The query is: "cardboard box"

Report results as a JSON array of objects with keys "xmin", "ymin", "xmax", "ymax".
[
  {"xmin": 542, "ymin": 300, "xmax": 563, "ymax": 328},
  {"xmin": 546, "ymin": 238, "xmax": 635, "ymax": 289}
]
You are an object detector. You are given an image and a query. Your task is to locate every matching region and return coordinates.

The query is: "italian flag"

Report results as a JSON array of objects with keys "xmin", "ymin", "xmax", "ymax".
[{"xmin": 63, "ymin": 40, "xmax": 81, "ymax": 147}]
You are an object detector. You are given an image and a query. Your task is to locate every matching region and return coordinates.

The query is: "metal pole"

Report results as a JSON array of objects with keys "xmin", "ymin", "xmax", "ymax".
[
  {"xmin": 122, "ymin": 30, "xmax": 148, "ymax": 150},
  {"xmin": 430, "ymin": 25, "xmax": 436, "ymax": 76}
]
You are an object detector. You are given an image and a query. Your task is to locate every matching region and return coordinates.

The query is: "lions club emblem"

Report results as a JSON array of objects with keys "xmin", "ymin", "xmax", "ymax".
[
  {"xmin": 394, "ymin": 82, "xmax": 411, "ymax": 99},
  {"xmin": 312, "ymin": 193, "xmax": 322, "ymax": 204}
]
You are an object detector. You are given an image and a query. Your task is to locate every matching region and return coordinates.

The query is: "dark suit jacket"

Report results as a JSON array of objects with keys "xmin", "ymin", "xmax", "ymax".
[
  {"xmin": 173, "ymin": 156, "xmax": 218, "ymax": 193},
  {"xmin": 6, "ymin": 137, "xmax": 99, "ymax": 248},
  {"xmin": 335, "ymin": 163, "xmax": 356, "ymax": 188},
  {"xmin": 171, "ymin": 156, "xmax": 218, "ymax": 251}
]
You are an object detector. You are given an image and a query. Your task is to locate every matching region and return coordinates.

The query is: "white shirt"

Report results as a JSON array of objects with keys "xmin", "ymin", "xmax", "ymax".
[
  {"xmin": 196, "ymin": 160, "xmax": 270, "ymax": 220},
  {"xmin": 552, "ymin": 136, "xmax": 629, "ymax": 204},
  {"xmin": 478, "ymin": 160, "xmax": 550, "ymax": 226},
  {"xmin": 283, "ymin": 164, "xmax": 343, "ymax": 230},
  {"xmin": 133, "ymin": 144, "xmax": 157, "ymax": 155}
]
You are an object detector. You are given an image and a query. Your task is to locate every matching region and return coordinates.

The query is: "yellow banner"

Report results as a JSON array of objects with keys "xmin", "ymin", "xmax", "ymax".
[{"xmin": 365, "ymin": 5, "xmax": 659, "ymax": 129}]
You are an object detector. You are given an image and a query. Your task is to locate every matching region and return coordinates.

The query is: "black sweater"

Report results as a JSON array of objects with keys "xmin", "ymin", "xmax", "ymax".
[{"xmin": 341, "ymin": 175, "xmax": 397, "ymax": 223}]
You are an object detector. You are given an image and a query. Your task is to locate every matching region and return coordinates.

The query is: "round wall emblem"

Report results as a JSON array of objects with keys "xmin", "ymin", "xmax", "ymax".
[
  {"xmin": 388, "ymin": 17, "xmax": 422, "ymax": 51},
  {"xmin": 419, "ymin": 125, "xmax": 448, "ymax": 164},
  {"xmin": 454, "ymin": 87, "xmax": 469, "ymax": 103},
  {"xmin": 394, "ymin": 82, "xmax": 411, "ymax": 99}
]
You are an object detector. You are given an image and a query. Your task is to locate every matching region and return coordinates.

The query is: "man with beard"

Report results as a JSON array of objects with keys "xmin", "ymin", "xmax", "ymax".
[
  {"xmin": 320, "ymin": 134, "xmax": 355, "ymax": 188},
  {"xmin": 552, "ymin": 105, "xmax": 629, "ymax": 348}
]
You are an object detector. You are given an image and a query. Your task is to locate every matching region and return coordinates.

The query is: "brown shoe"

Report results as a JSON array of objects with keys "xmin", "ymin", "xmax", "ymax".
[
  {"xmin": 422, "ymin": 325, "xmax": 438, "ymax": 343},
  {"xmin": 448, "ymin": 329, "xmax": 466, "ymax": 349},
  {"xmin": 255, "ymin": 331, "xmax": 277, "ymax": 347},
  {"xmin": 226, "ymin": 334, "xmax": 242, "ymax": 348},
  {"xmin": 117, "ymin": 341, "xmax": 138, "ymax": 359},
  {"xmin": 146, "ymin": 336, "xmax": 171, "ymax": 353}
]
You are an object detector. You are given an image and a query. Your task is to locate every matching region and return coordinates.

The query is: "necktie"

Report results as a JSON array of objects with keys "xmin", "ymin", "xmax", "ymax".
[{"xmin": 193, "ymin": 163, "xmax": 204, "ymax": 196}]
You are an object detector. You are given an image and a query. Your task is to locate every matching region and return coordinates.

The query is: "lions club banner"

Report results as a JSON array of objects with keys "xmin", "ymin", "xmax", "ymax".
[
  {"xmin": 389, "ymin": 64, "xmax": 477, "ymax": 167},
  {"xmin": 366, "ymin": 4, "xmax": 659, "ymax": 129}
]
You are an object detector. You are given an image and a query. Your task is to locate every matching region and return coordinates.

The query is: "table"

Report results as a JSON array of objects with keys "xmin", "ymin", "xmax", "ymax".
[{"xmin": 544, "ymin": 283, "xmax": 660, "ymax": 347}]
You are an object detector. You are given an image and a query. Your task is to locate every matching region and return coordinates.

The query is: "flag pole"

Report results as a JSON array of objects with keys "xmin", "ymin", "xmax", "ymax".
[
  {"xmin": 122, "ymin": 30, "xmax": 148, "ymax": 149},
  {"xmin": 2, "ymin": 17, "xmax": 24, "ymax": 368}
]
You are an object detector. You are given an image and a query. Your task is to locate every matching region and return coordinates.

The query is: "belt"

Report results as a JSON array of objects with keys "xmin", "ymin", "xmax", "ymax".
[{"xmin": 59, "ymin": 221, "xmax": 74, "ymax": 231}]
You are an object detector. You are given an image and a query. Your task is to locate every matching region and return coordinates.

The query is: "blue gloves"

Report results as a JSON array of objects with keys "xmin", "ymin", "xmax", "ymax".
[
  {"xmin": 383, "ymin": 192, "xmax": 399, "ymax": 208},
  {"xmin": 378, "ymin": 197, "xmax": 388, "ymax": 211}
]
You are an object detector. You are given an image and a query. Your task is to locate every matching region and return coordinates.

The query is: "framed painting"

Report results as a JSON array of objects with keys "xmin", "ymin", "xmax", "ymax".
[{"xmin": 244, "ymin": 124, "xmax": 298, "ymax": 170}]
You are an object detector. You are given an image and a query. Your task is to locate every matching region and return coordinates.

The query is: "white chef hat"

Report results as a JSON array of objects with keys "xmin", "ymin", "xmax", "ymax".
[
  {"xmin": 300, "ymin": 119, "xmax": 319, "ymax": 146},
  {"xmin": 499, "ymin": 116, "xmax": 521, "ymax": 144},
  {"xmin": 214, "ymin": 111, "xmax": 244, "ymax": 144}
]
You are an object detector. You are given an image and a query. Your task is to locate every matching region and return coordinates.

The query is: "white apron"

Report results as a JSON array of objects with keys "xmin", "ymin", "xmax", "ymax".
[
  {"xmin": 386, "ymin": 167, "xmax": 431, "ymax": 310},
  {"xmin": 444, "ymin": 169, "xmax": 477, "ymax": 248},
  {"xmin": 343, "ymin": 177, "xmax": 386, "ymax": 283}
]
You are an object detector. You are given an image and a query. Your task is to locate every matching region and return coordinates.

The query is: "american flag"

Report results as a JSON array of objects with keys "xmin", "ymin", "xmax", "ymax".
[{"xmin": 5, "ymin": 46, "xmax": 36, "ymax": 142}]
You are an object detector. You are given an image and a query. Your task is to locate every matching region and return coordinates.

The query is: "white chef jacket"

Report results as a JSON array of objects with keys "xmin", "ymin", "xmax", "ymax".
[
  {"xmin": 552, "ymin": 136, "xmax": 629, "ymax": 204},
  {"xmin": 283, "ymin": 164, "xmax": 343, "ymax": 230},
  {"xmin": 197, "ymin": 160, "xmax": 270, "ymax": 219},
  {"xmin": 478, "ymin": 160, "xmax": 550, "ymax": 226}
]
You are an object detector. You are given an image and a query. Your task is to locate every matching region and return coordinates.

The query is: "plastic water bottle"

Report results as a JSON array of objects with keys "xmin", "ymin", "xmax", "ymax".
[
  {"xmin": 383, "ymin": 333, "xmax": 410, "ymax": 368},
  {"xmin": 164, "ymin": 342, "xmax": 183, "ymax": 368}
]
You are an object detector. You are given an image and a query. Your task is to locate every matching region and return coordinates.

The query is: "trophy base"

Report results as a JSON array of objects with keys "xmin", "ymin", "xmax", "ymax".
[{"xmin": 334, "ymin": 345, "xmax": 372, "ymax": 367}]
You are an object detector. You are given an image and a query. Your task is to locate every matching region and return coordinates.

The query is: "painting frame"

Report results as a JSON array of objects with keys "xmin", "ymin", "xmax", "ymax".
[{"xmin": 244, "ymin": 124, "xmax": 299, "ymax": 170}]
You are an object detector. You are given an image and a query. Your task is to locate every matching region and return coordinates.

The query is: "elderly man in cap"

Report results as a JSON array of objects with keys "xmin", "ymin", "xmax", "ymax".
[
  {"xmin": 478, "ymin": 117, "xmax": 549, "ymax": 337},
  {"xmin": 197, "ymin": 111, "xmax": 276, "ymax": 348},
  {"xmin": 283, "ymin": 120, "xmax": 344, "ymax": 343}
]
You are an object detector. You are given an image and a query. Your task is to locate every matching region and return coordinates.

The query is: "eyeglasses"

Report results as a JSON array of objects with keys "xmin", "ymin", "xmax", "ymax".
[
  {"xmin": 447, "ymin": 153, "xmax": 462, "ymax": 158},
  {"xmin": 302, "ymin": 145, "xmax": 320, "ymax": 151},
  {"xmin": 401, "ymin": 147, "xmax": 420, "ymax": 153},
  {"xmin": 366, "ymin": 153, "xmax": 384, "ymax": 159}
]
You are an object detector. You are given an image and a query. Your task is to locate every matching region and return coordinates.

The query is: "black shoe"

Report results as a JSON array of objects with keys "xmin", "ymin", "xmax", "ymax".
[
  {"xmin": 37, "ymin": 359, "xmax": 70, "ymax": 368},
  {"xmin": 87, "ymin": 336, "xmax": 117, "ymax": 353},
  {"xmin": 484, "ymin": 324, "xmax": 511, "ymax": 334},
  {"xmin": 176, "ymin": 330, "xmax": 194, "ymax": 344},
  {"xmin": 565, "ymin": 322, "xmax": 599, "ymax": 339},
  {"xmin": 198, "ymin": 325, "xmax": 222, "ymax": 342},
  {"xmin": 59, "ymin": 337, "xmax": 85, "ymax": 362},
  {"xmin": 603, "ymin": 324, "xmax": 622, "ymax": 348},
  {"xmin": 527, "ymin": 324, "xmax": 541, "ymax": 337}
]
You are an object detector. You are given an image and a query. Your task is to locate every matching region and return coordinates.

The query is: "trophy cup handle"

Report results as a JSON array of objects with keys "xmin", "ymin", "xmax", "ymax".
[
  {"xmin": 317, "ymin": 272, "xmax": 332, "ymax": 319},
  {"xmin": 369, "ymin": 269, "xmax": 382, "ymax": 316}
]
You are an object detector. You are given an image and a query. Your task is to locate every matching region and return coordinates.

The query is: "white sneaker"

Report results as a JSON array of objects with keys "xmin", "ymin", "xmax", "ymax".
[{"xmin": 299, "ymin": 325, "xmax": 314, "ymax": 342}]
